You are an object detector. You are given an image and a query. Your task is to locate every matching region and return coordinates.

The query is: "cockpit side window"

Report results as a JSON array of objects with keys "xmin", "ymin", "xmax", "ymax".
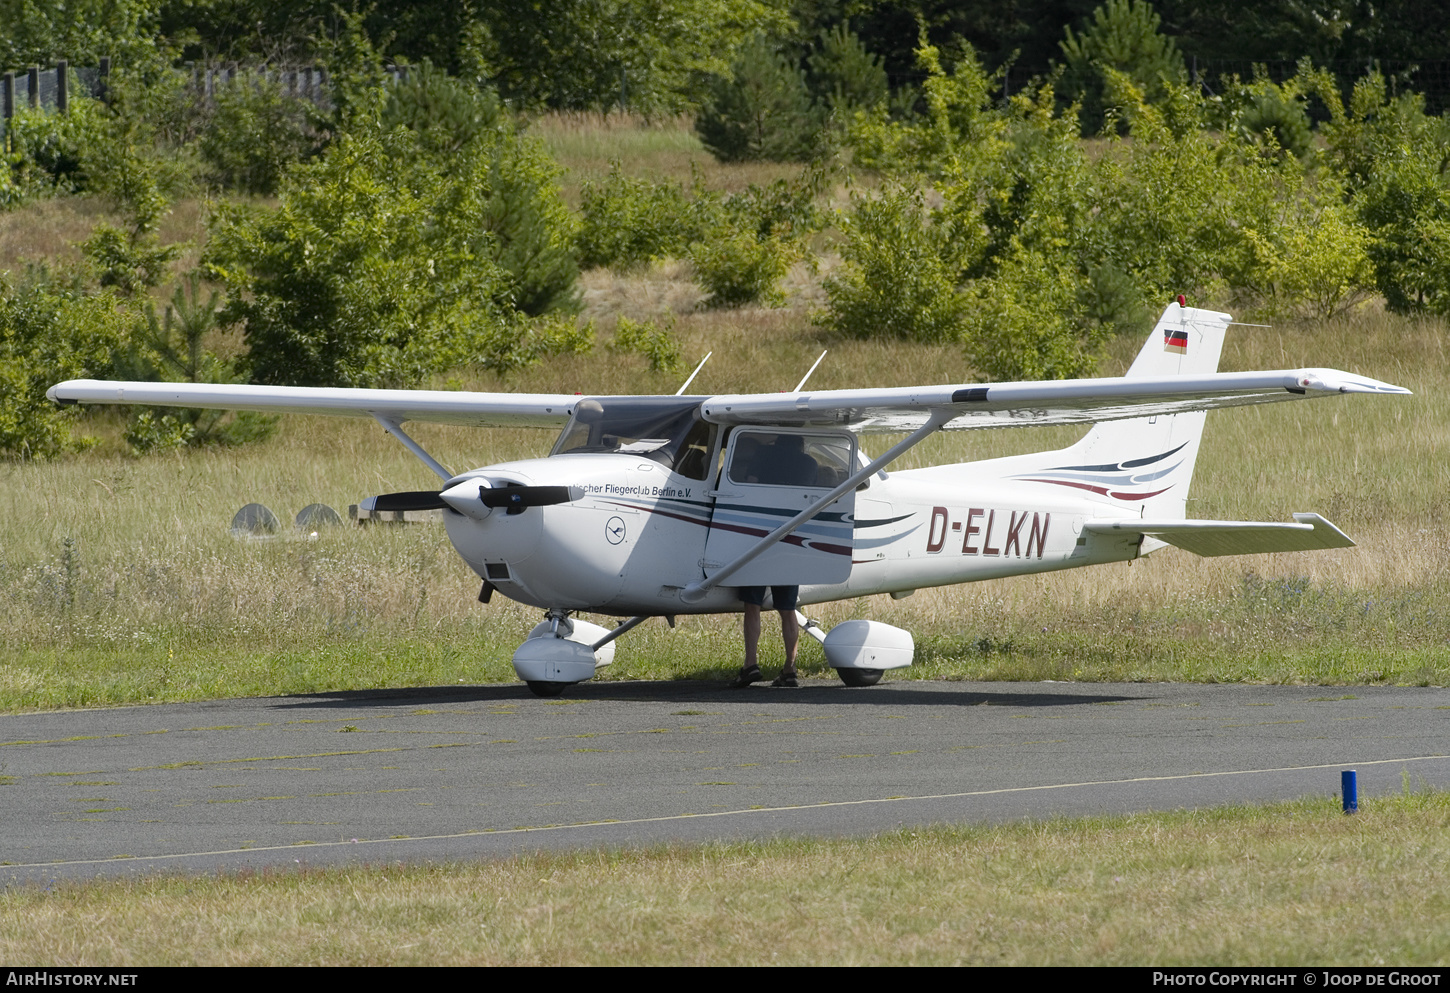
[{"xmin": 727, "ymin": 431, "xmax": 855, "ymax": 488}]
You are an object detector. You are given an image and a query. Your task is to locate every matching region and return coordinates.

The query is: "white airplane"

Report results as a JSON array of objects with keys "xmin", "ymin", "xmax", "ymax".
[{"xmin": 50, "ymin": 302, "xmax": 1409, "ymax": 696}]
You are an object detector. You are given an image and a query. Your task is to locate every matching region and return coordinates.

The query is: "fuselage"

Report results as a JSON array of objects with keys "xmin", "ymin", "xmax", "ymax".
[{"xmin": 442, "ymin": 449, "xmax": 1146, "ymax": 617}]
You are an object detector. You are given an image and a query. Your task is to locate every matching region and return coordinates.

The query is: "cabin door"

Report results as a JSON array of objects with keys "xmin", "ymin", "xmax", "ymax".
[{"xmin": 702, "ymin": 429, "xmax": 857, "ymax": 587}]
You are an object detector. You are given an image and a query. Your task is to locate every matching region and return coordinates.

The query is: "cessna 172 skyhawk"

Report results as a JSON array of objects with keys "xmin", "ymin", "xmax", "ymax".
[{"xmin": 50, "ymin": 302, "xmax": 1409, "ymax": 696}]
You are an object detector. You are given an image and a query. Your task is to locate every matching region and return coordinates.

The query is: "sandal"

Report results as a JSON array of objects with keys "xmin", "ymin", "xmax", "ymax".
[
  {"xmin": 729, "ymin": 665, "xmax": 763, "ymax": 688},
  {"xmin": 771, "ymin": 671, "xmax": 799, "ymax": 688}
]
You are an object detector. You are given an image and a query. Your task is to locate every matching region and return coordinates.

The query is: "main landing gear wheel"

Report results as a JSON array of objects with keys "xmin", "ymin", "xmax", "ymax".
[
  {"xmin": 837, "ymin": 667, "xmax": 883, "ymax": 687},
  {"xmin": 526, "ymin": 680, "xmax": 571, "ymax": 698}
]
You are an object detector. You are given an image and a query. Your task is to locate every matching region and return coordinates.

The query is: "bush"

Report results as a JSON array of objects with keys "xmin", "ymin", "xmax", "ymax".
[
  {"xmin": 80, "ymin": 225, "xmax": 179, "ymax": 295},
  {"xmin": 478, "ymin": 314, "xmax": 595, "ymax": 376},
  {"xmin": 846, "ymin": 38, "xmax": 1005, "ymax": 176},
  {"xmin": 206, "ymin": 85, "xmax": 580, "ymax": 388},
  {"xmin": 5, "ymin": 99, "xmax": 111, "ymax": 195},
  {"xmin": 0, "ymin": 267, "xmax": 130, "ymax": 459},
  {"xmin": 577, "ymin": 165, "xmax": 714, "ymax": 270},
  {"xmin": 962, "ymin": 243, "xmax": 1106, "ymax": 381},
  {"xmin": 819, "ymin": 184, "xmax": 970, "ymax": 343},
  {"xmin": 688, "ymin": 228, "xmax": 796, "ymax": 309},
  {"xmin": 1089, "ymin": 70, "xmax": 1286, "ymax": 302},
  {"xmin": 199, "ymin": 73, "xmax": 317, "ymax": 195},
  {"xmin": 204, "ymin": 124, "xmax": 517, "ymax": 389},
  {"xmin": 1243, "ymin": 180, "xmax": 1375, "ymax": 321},
  {"xmin": 1313, "ymin": 72, "xmax": 1450, "ymax": 315},
  {"xmin": 686, "ymin": 170, "xmax": 823, "ymax": 308},
  {"xmin": 1219, "ymin": 74, "xmax": 1315, "ymax": 162},
  {"xmin": 609, "ymin": 316, "xmax": 683, "ymax": 373}
]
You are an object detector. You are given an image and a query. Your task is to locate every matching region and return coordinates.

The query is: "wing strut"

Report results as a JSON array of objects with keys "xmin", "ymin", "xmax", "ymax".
[
  {"xmin": 587, "ymin": 613, "xmax": 654, "ymax": 652},
  {"xmin": 373, "ymin": 414, "xmax": 452, "ymax": 481},
  {"xmin": 680, "ymin": 408, "xmax": 955, "ymax": 604}
]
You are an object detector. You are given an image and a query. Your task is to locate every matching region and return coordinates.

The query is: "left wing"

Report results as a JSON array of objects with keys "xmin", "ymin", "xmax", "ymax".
[
  {"xmin": 700, "ymin": 368, "xmax": 1409, "ymax": 433},
  {"xmin": 46, "ymin": 381, "xmax": 582, "ymax": 428}
]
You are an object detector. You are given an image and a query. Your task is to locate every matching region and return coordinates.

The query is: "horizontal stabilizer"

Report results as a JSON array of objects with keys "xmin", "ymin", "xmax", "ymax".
[{"xmin": 1084, "ymin": 513, "xmax": 1354, "ymax": 557}]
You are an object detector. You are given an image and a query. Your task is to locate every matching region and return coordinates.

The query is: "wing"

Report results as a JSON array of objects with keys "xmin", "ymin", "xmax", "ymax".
[
  {"xmin": 46, "ymin": 380, "xmax": 581, "ymax": 428},
  {"xmin": 1085, "ymin": 513, "xmax": 1354, "ymax": 557},
  {"xmin": 699, "ymin": 368, "xmax": 1410, "ymax": 433}
]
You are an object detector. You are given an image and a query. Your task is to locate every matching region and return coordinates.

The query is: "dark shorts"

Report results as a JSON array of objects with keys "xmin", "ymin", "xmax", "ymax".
[{"xmin": 739, "ymin": 585, "xmax": 800, "ymax": 611}]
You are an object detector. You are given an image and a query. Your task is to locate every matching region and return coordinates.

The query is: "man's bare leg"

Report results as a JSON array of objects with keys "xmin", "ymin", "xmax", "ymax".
[
  {"xmin": 779, "ymin": 608, "xmax": 799, "ymax": 675},
  {"xmin": 742, "ymin": 604, "xmax": 763, "ymax": 669}
]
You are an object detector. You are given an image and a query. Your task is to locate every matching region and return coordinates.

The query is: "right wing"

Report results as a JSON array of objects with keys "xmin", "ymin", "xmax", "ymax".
[{"xmin": 701, "ymin": 368, "xmax": 1410, "ymax": 434}]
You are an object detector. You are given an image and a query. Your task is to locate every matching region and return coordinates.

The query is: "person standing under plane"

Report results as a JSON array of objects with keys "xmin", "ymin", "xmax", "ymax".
[{"xmin": 730, "ymin": 435, "xmax": 819, "ymax": 688}]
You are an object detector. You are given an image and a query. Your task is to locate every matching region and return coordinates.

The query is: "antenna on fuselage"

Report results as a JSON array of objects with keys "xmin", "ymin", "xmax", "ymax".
[
  {"xmin": 793, "ymin": 350, "xmax": 828, "ymax": 392},
  {"xmin": 675, "ymin": 351, "xmax": 712, "ymax": 395}
]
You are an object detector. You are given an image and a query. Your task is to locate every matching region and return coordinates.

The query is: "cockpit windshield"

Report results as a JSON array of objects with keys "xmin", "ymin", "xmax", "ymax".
[{"xmin": 550, "ymin": 397, "xmax": 715, "ymax": 479}]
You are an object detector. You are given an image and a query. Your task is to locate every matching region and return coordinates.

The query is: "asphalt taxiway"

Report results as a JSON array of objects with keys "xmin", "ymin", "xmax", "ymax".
[{"xmin": 3, "ymin": 679, "xmax": 1447, "ymax": 882}]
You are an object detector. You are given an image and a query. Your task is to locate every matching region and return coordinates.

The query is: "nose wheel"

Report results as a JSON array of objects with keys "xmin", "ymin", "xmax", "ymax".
[
  {"xmin": 837, "ymin": 667, "xmax": 883, "ymax": 687},
  {"xmin": 526, "ymin": 680, "xmax": 571, "ymax": 697}
]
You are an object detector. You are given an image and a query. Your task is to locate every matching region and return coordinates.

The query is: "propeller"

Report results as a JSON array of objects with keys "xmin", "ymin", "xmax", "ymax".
[
  {"xmin": 360, "ymin": 481, "xmax": 583, "ymax": 518},
  {"xmin": 363, "ymin": 491, "xmax": 448, "ymax": 513}
]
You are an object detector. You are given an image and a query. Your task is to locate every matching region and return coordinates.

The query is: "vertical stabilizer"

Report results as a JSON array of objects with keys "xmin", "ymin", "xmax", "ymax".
[{"xmin": 1058, "ymin": 303, "xmax": 1232, "ymax": 522}]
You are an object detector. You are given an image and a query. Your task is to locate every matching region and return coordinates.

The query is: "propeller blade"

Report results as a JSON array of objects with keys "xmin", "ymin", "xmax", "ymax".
[
  {"xmin": 361, "ymin": 491, "xmax": 449, "ymax": 513},
  {"xmin": 479, "ymin": 485, "xmax": 581, "ymax": 513}
]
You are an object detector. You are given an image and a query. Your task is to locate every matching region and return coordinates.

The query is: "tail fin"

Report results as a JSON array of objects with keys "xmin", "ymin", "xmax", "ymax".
[{"xmin": 1054, "ymin": 303, "xmax": 1232, "ymax": 521}]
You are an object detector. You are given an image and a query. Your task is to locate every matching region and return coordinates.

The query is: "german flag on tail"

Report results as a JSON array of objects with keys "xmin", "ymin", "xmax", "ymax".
[{"xmin": 1164, "ymin": 326, "xmax": 1188, "ymax": 354}]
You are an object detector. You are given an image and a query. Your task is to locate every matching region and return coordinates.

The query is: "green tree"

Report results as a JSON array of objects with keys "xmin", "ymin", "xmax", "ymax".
[
  {"xmin": 1059, "ymin": 0, "xmax": 1186, "ymax": 134},
  {"xmin": 205, "ymin": 125, "xmax": 505, "ymax": 388},
  {"xmin": 476, "ymin": 0, "xmax": 790, "ymax": 114},
  {"xmin": 114, "ymin": 274, "xmax": 277, "ymax": 453},
  {"xmin": 1311, "ymin": 70, "xmax": 1450, "ymax": 315},
  {"xmin": 695, "ymin": 33, "xmax": 824, "ymax": 163},
  {"xmin": 806, "ymin": 21, "xmax": 890, "ymax": 119},
  {"xmin": 819, "ymin": 183, "xmax": 971, "ymax": 343},
  {"xmin": 199, "ymin": 72, "xmax": 318, "ymax": 195},
  {"xmin": 0, "ymin": 0, "xmax": 163, "ymax": 69},
  {"xmin": 358, "ymin": 47, "xmax": 580, "ymax": 315}
]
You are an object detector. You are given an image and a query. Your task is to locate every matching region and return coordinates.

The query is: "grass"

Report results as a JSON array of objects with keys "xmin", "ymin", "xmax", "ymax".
[
  {"xmin": 530, "ymin": 111, "xmax": 803, "ymax": 205},
  {"xmin": 2, "ymin": 288, "xmax": 1444, "ymax": 710},
  {"xmin": 3, "ymin": 787, "xmax": 1447, "ymax": 965}
]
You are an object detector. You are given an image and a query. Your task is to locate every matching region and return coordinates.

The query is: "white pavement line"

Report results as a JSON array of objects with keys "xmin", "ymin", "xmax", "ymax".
[{"xmin": 11, "ymin": 752, "xmax": 1447, "ymax": 870}]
